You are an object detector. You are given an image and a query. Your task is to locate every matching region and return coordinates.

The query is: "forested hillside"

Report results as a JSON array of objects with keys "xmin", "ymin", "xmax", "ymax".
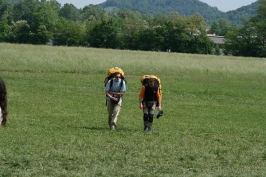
[
  {"xmin": 99, "ymin": 0, "xmax": 223, "ymax": 24},
  {"xmin": 224, "ymin": 1, "xmax": 259, "ymax": 25},
  {"xmin": 2, "ymin": 0, "xmax": 265, "ymax": 57},
  {"xmin": 6, "ymin": 0, "xmax": 19, "ymax": 2},
  {"xmin": 5, "ymin": 0, "xmax": 258, "ymax": 25},
  {"xmin": 99, "ymin": 0, "xmax": 259, "ymax": 25}
]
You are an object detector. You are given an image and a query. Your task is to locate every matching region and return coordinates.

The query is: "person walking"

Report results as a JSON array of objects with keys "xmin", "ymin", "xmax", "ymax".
[
  {"xmin": 105, "ymin": 72, "xmax": 126, "ymax": 131},
  {"xmin": 139, "ymin": 78, "xmax": 162, "ymax": 132},
  {"xmin": 0, "ymin": 78, "xmax": 8, "ymax": 127}
]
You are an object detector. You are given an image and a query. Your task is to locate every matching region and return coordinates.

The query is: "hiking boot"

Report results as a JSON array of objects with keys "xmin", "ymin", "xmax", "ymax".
[
  {"xmin": 143, "ymin": 121, "xmax": 149, "ymax": 131},
  {"xmin": 147, "ymin": 122, "xmax": 152, "ymax": 132},
  {"xmin": 111, "ymin": 125, "xmax": 116, "ymax": 131},
  {"xmin": 144, "ymin": 126, "xmax": 149, "ymax": 132}
]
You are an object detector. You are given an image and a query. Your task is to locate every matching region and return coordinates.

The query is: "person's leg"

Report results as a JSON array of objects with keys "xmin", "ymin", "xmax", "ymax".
[
  {"xmin": 110, "ymin": 99, "xmax": 122, "ymax": 130},
  {"xmin": 107, "ymin": 100, "xmax": 115, "ymax": 129},
  {"xmin": 147, "ymin": 103, "xmax": 156, "ymax": 131},
  {"xmin": 143, "ymin": 102, "xmax": 149, "ymax": 131},
  {"xmin": 143, "ymin": 113, "xmax": 149, "ymax": 131},
  {"xmin": 1, "ymin": 119, "xmax": 6, "ymax": 127}
]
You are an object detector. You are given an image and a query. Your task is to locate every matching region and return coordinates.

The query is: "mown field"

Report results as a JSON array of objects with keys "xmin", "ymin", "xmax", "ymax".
[{"xmin": 0, "ymin": 43, "xmax": 266, "ymax": 176}]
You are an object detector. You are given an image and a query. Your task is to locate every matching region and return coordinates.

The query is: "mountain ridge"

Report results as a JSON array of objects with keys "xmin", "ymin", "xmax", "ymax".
[
  {"xmin": 5, "ymin": 0, "xmax": 259, "ymax": 25},
  {"xmin": 98, "ymin": 0, "xmax": 259, "ymax": 25}
]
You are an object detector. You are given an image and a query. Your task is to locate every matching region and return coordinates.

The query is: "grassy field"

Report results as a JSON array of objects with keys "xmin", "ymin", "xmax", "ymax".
[{"xmin": 0, "ymin": 43, "xmax": 266, "ymax": 176}]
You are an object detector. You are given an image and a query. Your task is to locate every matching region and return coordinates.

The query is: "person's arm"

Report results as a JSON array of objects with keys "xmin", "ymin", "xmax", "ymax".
[
  {"xmin": 139, "ymin": 86, "xmax": 145, "ymax": 109},
  {"xmin": 105, "ymin": 80, "xmax": 117, "ymax": 101},
  {"xmin": 108, "ymin": 80, "xmax": 126, "ymax": 96},
  {"xmin": 0, "ymin": 108, "xmax": 3, "ymax": 125},
  {"xmin": 108, "ymin": 90, "xmax": 124, "ymax": 96},
  {"xmin": 106, "ymin": 90, "xmax": 119, "ymax": 102},
  {"xmin": 156, "ymin": 88, "xmax": 162, "ymax": 110}
]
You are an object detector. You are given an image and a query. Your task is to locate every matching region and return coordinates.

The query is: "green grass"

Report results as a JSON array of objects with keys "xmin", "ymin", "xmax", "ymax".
[{"xmin": 0, "ymin": 43, "xmax": 266, "ymax": 176}]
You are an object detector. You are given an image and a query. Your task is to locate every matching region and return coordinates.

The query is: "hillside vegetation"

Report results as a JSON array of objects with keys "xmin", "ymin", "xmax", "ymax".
[
  {"xmin": 5, "ymin": 0, "xmax": 259, "ymax": 25},
  {"xmin": 1, "ymin": 0, "xmax": 266, "ymax": 57},
  {"xmin": 99, "ymin": 0, "xmax": 259, "ymax": 25},
  {"xmin": 0, "ymin": 43, "xmax": 266, "ymax": 176}
]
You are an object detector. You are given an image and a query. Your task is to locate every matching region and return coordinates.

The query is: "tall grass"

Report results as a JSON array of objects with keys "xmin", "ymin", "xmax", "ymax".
[
  {"xmin": 0, "ymin": 43, "xmax": 266, "ymax": 176},
  {"xmin": 1, "ymin": 43, "xmax": 265, "ymax": 74}
]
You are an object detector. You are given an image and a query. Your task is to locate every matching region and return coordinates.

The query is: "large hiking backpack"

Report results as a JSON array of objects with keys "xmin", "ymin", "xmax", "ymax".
[
  {"xmin": 104, "ymin": 67, "xmax": 125, "ymax": 86},
  {"xmin": 104, "ymin": 67, "xmax": 125, "ymax": 106},
  {"xmin": 140, "ymin": 75, "xmax": 162, "ymax": 99}
]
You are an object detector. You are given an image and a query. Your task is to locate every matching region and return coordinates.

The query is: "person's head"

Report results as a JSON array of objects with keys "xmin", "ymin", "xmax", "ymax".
[
  {"xmin": 148, "ymin": 78, "xmax": 155, "ymax": 87},
  {"xmin": 0, "ymin": 78, "xmax": 7, "ymax": 127},
  {"xmin": 114, "ymin": 72, "xmax": 121, "ymax": 81}
]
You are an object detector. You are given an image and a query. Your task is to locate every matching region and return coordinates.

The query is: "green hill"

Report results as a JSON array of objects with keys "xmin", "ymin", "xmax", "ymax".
[
  {"xmin": 98, "ymin": 0, "xmax": 259, "ymax": 25},
  {"xmin": 5, "ymin": 0, "xmax": 259, "ymax": 25},
  {"xmin": 224, "ymin": 1, "xmax": 259, "ymax": 25},
  {"xmin": 99, "ymin": 0, "xmax": 224, "ymax": 24},
  {"xmin": 6, "ymin": 0, "xmax": 19, "ymax": 3}
]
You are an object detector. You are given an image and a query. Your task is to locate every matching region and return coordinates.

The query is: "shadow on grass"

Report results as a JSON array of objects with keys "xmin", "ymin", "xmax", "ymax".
[
  {"xmin": 70, "ymin": 125, "xmax": 141, "ymax": 133},
  {"xmin": 77, "ymin": 126, "xmax": 107, "ymax": 131}
]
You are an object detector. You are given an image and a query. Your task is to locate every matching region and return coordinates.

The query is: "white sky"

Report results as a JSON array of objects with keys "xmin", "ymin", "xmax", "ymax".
[{"xmin": 56, "ymin": 0, "xmax": 257, "ymax": 12}]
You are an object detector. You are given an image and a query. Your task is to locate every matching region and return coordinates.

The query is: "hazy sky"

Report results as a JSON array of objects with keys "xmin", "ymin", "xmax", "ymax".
[{"xmin": 56, "ymin": 0, "xmax": 257, "ymax": 12}]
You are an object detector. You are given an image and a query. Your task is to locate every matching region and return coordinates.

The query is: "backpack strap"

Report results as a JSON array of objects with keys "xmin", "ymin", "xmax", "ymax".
[
  {"xmin": 110, "ymin": 79, "xmax": 114, "ymax": 89},
  {"xmin": 119, "ymin": 79, "xmax": 123, "ymax": 90}
]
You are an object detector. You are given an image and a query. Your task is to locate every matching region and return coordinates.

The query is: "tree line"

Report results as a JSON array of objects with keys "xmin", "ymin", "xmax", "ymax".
[
  {"xmin": 0, "ymin": 0, "xmax": 213, "ymax": 54},
  {"xmin": 224, "ymin": 0, "xmax": 266, "ymax": 57},
  {"xmin": 0, "ymin": 0, "xmax": 266, "ymax": 57}
]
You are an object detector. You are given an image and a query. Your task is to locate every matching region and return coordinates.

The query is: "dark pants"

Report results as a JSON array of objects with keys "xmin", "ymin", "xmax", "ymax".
[{"xmin": 143, "ymin": 101, "xmax": 156, "ymax": 131}]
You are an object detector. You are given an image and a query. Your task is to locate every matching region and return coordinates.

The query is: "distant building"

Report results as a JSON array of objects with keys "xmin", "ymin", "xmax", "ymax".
[
  {"xmin": 207, "ymin": 34, "xmax": 225, "ymax": 45},
  {"xmin": 207, "ymin": 34, "xmax": 225, "ymax": 55}
]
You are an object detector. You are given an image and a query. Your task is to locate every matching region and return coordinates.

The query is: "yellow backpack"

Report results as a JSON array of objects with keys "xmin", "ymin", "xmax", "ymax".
[{"xmin": 104, "ymin": 67, "xmax": 125, "ymax": 86}]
